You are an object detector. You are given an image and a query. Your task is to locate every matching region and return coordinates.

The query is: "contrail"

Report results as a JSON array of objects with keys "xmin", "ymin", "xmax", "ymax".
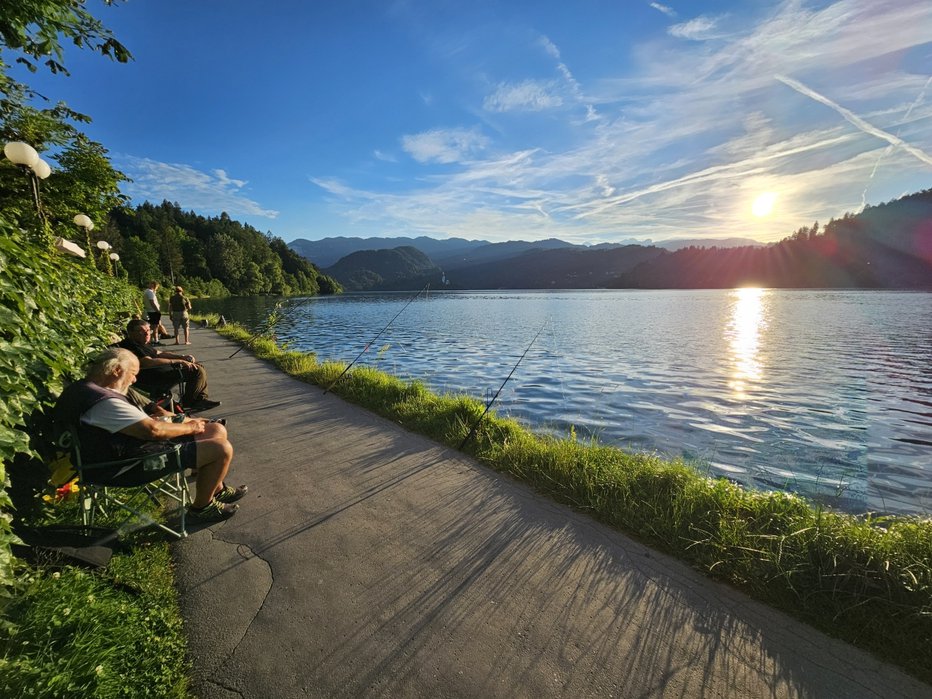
[
  {"xmin": 861, "ymin": 74, "xmax": 932, "ymax": 208},
  {"xmin": 775, "ymin": 74, "xmax": 932, "ymax": 167}
]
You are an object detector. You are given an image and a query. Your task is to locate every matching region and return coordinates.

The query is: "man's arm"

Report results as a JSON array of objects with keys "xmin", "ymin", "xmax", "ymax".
[
  {"xmin": 140, "ymin": 353, "xmax": 197, "ymax": 370},
  {"xmin": 119, "ymin": 416, "xmax": 207, "ymax": 441}
]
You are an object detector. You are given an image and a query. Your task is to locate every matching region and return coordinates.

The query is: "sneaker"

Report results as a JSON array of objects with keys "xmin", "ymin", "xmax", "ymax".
[
  {"xmin": 215, "ymin": 483, "xmax": 248, "ymax": 503},
  {"xmin": 188, "ymin": 499, "xmax": 238, "ymax": 521}
]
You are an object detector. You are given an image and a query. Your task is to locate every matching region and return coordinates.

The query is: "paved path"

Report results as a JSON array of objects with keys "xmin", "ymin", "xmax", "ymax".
[{"xmin": 173, "ymin": 329, "xmax": 930, "ymax": 699}]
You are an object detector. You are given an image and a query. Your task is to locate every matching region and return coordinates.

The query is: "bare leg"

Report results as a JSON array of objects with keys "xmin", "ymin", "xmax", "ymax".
[{"xmin": 191, "ymin": 433, "xmax": 234, "ymax": 508}]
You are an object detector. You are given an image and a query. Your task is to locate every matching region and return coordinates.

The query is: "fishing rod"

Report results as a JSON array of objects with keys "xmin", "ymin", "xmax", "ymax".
[
  {"xmin": 228, "ymin": 302, "xmax": 283, "ymax": 359},
  {"xmin": 459, "ymin": 318, "xmax": 548, "ymax": 450},
  {"xmin": 324, "ymin": 283, "xmax": 430, "ymax": 394}
]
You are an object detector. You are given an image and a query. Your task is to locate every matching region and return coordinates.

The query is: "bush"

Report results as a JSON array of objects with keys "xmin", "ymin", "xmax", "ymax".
[{"xmin": 0, "ymin": 218, "xmax": 136, "ymax": 592}]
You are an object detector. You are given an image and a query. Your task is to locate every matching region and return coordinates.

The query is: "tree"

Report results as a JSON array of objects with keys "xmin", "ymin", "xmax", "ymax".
[
  {"xmin": 121, "ymin": 235, "xmax": 159, "ymax": 288},
  {"xmin": 0, "ymin": 0, "xmax": 131, "ymax": 89}
]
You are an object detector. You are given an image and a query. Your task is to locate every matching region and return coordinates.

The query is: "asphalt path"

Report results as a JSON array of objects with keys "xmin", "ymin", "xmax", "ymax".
[{"xmin": 172, "ymin": 328, "xmax": 931, "ymax": 699}]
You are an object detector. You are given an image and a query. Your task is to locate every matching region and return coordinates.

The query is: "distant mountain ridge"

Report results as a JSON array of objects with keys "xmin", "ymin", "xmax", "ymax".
[
  {"xmin": 289, "ymin": 235, "xmax": 759, "ymax": 268},
  {"xmin": 293, "ymin": 189, "xmax": 932, "ymax": 290}
]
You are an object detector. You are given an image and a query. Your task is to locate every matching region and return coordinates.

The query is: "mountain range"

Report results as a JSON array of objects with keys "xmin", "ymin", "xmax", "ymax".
[
  {"xmin": 289, "ymin": 235, "xmax": 758, "ymax": 269},
  {"xmin": 288, "ymin": 189, "xmax": 932, "ymax": 291}
]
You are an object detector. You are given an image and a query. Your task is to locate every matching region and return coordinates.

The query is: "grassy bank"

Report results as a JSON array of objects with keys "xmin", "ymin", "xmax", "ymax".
[
  {"xmin": 217, "ymin": 321, "xmax": 932, "ymax": 683},
  {"xmin": 0, "ymin": 498, "xmax": 190, "ymax": 698},
  {"xmin": 1, "ymin": 548, "xmax": 189, "ymax": 698}
]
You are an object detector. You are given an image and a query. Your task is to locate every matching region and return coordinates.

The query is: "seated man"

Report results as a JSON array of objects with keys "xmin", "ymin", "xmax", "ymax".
[
  {"xmin": 54, "ymin": 348, "xmax": 246, "ymax": 521},
  {"xmin": 119, "ymin": 318, "xmax": 220, "ymax": 412}
]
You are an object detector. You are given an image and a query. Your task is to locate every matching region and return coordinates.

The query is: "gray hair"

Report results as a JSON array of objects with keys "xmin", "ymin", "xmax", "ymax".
[{"xmin": 86, "ymin": 347, "xmax": 137, "ymax": 378}]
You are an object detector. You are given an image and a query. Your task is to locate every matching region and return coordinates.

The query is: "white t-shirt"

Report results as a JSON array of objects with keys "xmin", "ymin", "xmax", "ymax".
[
  {"xmin": 83, "ymin": 398, "xmax": 150, "ymax": 433},
  {"xmin": 143, "ymin": 287, "xmax": 159, "ymax": 313}
]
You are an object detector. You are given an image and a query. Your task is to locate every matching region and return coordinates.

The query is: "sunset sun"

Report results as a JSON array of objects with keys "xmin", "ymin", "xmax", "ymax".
[{"xmin": 752, "ymin": 192, "xmax": 777, "ymax": 217}]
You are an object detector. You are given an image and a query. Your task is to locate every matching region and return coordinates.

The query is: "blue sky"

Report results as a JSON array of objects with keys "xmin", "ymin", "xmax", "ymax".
[{"xmin": 13, "ymin": 0, "xmax": 932, "ymax": 244}]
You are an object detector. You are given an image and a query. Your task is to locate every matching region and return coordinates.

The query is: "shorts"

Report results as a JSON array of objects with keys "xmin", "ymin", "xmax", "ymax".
[{"xmin": 147, "ymin": 311, "xmax": 162, "ymax": 326}]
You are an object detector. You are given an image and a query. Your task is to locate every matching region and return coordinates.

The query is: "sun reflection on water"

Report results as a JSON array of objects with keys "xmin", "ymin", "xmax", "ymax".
[{"xmin": 726, "ymin": 287, "xmax": 768, "ymax": 398}]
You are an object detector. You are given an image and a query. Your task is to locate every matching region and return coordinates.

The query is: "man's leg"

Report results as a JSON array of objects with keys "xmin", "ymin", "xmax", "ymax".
[
  {"xmin": 190, "ymin": 432, "xmax": 233, "ymax": 509},
  {"xmin": 182, "ymin": 364, "xmax": 210, "ymax": 404}
]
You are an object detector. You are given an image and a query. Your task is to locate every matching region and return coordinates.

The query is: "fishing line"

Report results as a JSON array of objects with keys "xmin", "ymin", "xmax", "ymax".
[
  {"xmin": 459, "ymin": 318, "xmax": 548, "ymax": 450},
  {"xmin": 228, "ymin": 302, "xmax": 284, "ymax": 359},
  {"xmin": 324, "ymin": 283, "xmax": 430, "ymax": 394}
]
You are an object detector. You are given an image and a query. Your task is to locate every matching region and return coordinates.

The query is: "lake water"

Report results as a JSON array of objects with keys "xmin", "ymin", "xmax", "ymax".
[{"xmin": 197, "ymin": 290, "xmax": 932, "ymax": 516}]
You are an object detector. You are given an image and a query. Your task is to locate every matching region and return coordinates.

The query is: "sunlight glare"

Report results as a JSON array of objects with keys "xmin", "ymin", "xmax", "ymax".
[
  {"xmin": 726, "ymin": 287, "xmax": 768, "ymax": 399},
  {"xmin": 751, "ymin": 192, "xmax": 777, "ymax": 218}
]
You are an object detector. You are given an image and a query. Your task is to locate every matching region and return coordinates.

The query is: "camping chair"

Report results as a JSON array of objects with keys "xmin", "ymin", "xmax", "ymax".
[
  {"xmin": 134, "ymin": 364, "xmax": 187, "ymax": 413},
  {"xmin": 56, "ymin": 426, "xmax": 191, "ymax": 539}
]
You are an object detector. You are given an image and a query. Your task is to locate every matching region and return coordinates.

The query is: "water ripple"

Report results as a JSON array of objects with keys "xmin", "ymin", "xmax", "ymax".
[{"xmin": 200, "ymin": 289, "xmax": 932, "ymax": 516}]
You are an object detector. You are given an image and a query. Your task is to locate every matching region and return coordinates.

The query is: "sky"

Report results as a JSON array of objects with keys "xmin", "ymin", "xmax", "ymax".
[{"xmin": 11, "ymin": 0, "xmax": 932, "ymax": 245}]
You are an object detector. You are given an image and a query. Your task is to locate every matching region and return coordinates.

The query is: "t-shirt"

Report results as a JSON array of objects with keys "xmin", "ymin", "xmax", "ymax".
[
  {"xmin": 117, "ymin": 338, "xmax": 158, "ymax": 360},
  {"xmin": 143, "ymin": 288, "xmax": 159, "ymax": 313},
  {"xmin": 83, "ymin": 397, "xmax": 149, "ymax": 433}
]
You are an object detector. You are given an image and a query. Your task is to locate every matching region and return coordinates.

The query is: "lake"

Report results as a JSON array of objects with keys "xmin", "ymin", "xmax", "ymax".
[{"xmin": 197, "ymin": 289, "xmax": 932, "ymax": 516}]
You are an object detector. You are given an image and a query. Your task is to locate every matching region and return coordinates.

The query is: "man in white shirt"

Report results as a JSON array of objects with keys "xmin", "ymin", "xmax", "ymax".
[
  {"xmin": 55, "ymin": 348, "xmax": 246, "ymax": 521},
  {"xmin": 143, "ymin": 280, "xmax": 162, "ymax": 344}
]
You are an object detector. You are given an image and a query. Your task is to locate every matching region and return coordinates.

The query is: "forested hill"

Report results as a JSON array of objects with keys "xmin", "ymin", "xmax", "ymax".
[
  {"xmin": 610, "ymin": 189, "xmax": 932, "ymax": 289},
  {"xmin": 323, "ymin": 246, "xmax": 440, "ymax": 291},
  {"xmin": 107, "ymin": 201, "xmax": 341, "ymax": 297}
]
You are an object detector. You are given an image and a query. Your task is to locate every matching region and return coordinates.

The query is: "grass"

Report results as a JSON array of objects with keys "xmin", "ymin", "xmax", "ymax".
[
  {"xmin": 216, "ymin": 320, "xmax": 932, "ymax": 684},
  {"xmin": 1, "ymin": 481, "xmax": 190, "ymax": 698}
]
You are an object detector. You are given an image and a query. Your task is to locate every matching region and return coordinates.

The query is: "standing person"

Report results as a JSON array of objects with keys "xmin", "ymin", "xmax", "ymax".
[
  {"xmin": 169, "ymin": 285, "xmax": 193, "ymax": 345},
  {"xmin": 143, "ymin": 281, "xmax": 162, "ymax": 345}
]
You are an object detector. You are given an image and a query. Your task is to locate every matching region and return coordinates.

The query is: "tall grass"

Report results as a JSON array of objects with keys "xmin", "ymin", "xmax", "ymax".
[
  {"xmin": 1, "ymin": 544, "xmax": 189, "ymax": 698},
  {"xmin": 1, "ymin": 492, "xmax": 190, "ymax": 696},
  {"xmin": 216, "ymin": 322, "xmax": 932, "ymax": 682}
]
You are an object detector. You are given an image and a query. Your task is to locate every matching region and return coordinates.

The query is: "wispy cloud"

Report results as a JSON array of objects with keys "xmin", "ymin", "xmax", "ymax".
[
  {"xmin": 119, "ymin": 157, "xmax": 278, "ymax": 218},
  {"xmin": 650, "ymin": 2, "xmax": 677, "ymax": 18},
  {"xmin": 668, "ymin": 15, "xmax": 723, "ymax": 40},
  {"xmin": 400, "ymin": 127, "xmax": 490, "ymax": 163},
  {"xmin": 483, "ymin": 80, "xmax": 563, "ymax": 112},
  {"xmin": 319, "ymin": 0, "xmax": 932, "ymax": 244}
]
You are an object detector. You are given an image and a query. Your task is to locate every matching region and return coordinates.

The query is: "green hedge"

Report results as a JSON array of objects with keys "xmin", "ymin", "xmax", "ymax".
[{"xmin": 0, "ymin": 218, "xmax": 137, "ymax": 593}]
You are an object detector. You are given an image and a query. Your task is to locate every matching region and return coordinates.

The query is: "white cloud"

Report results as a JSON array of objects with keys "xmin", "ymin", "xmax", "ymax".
[
  {"xmin": 483, "ymin": 80, "xmax": 563, "ymax": 112},
  {"xmin": 668, "ymin": 15, "xmax": 722, "ymax": 40},
  {"xmin": 650, "ymin": 2, "xmax": 677, "ymax": 18},
  {"xmin": 400, "ymin": 127, "xmax": 490, "ymax": 163},
  {"xmin": 318, "ymin": 1, "xmax": 932, "ymax": 244},
  {"xmin": 538, "ymin": 36, "xmax": 561, "ymax": 60},
  {"xmin": 119, "ymin": 157, "xmax": 278, "ymax": 218}
]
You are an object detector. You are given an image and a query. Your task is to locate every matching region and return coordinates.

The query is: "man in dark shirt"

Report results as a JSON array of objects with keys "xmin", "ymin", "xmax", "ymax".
[{"xmin": 119, "ymin": 318, "xmax": 220, "ymax": 412}]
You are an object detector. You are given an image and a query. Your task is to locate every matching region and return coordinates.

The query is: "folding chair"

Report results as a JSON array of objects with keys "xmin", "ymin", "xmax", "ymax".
[
  {"xmin": 56, "ymin": 426, "xmax": 191, "ymax": 539},
  {"xmin": 134, "ymin": 364, "xmax": 187, "ymax": 413}
]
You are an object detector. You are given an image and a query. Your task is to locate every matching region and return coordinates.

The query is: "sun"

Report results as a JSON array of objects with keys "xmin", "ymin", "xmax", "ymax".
[{"xmin": 752, "ymin": 192, "xmax": 777, "ymax": 217}]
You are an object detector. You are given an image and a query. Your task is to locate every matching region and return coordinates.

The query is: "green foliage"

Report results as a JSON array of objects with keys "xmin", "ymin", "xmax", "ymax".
[
  {"xmin": 216, "ymin": 322, "xmax": 932, "ymax": 682},
  {"xmin": 0, "ymin": 0, "xmax": 131, "ymax": 84},
  {"xmin": 0, "ymin": 547, "xmax": 189, "ymax": 698},
  {"xmin": 0, "ymin": 217, "xmax": 136, "ymax": 592},
  {"xmin": 0, "ymin": 91, "xmax": 129, "ymax": 240},
  {"xmin": 109, "ymin": 201, "xmax": 342, "ymax": 296}
]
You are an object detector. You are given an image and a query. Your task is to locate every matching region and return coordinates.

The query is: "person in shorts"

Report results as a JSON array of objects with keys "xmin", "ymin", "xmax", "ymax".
[
  {"xmin": 169, "ymin": 285, "xmax": 193, "ymax": 345},
  {"xmin": 143, "ymin": 280, "xmax": 163, "ymax": 344},
  {"xmin": 54, "ymin": 348, "xmax": 246, "ymax": 521}
]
